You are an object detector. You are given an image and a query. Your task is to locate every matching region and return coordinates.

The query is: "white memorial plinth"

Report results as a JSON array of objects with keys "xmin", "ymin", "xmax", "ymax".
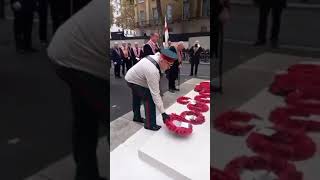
[{"xmin": 138, "ymin": 87, "xmax": 210, "ymax": 180}]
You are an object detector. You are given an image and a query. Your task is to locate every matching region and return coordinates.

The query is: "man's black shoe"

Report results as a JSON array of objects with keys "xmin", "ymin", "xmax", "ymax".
[
  {"xmin": 173, "ymin": 88, "xmax": 180, "ymax": 91},
  {"xmin": 133, "ymin": 118, "xmax": 144, "ymax": 123},
  {"xmin": 16, "ymin": 48, "xmax": 26, "ymax": 54},
  {"xmin": 144, "ymin": 125, "xmax": 161, "ymax": 131},
  {"xmin": 271, "ymin": 40, "xmax": 279, "ymax": 49},
  {"xmin": 25, "ymin": 47, "xmax": 38, "ymax": 53},
  {"xmin": 98, "ymin": 177, "xmax": 107, "ymax": 180},
  {"xmin": 169, "ymin": 89, "xmax": 175, "ymax": 93},
  {"xmin": 253, "ymin": 41, "xmax": 266, "ymax": 46}
]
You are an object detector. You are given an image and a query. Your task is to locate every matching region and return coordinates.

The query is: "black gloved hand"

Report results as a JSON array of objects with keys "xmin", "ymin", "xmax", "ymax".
[{"xmin": 162, "ymin": 113, "xmax": 170, "ymax": 123}]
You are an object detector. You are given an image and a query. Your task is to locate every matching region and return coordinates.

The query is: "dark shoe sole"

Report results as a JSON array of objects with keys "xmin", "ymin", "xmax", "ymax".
[
  {"xmin": 144, "ymin": 125, "xmax": 161, "ymax": 131},
  {"xmin": 133, "ymin": 118, "xmax": 145, "ymax": 123}
]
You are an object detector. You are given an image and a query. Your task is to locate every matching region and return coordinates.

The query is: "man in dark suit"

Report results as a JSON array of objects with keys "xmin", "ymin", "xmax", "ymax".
[
  {"xmin": 143, "ymin": 32, "xmax": 160, "ymax": 57},
  {"xmin": 37, "ymin": 0, "xmax": 49, "ymax": 45},
  {"xmin": 167, "ymin": 42, "xmax": 184, "ymax": 93},
  {"xmin": 11, "ymin": 0, "xmax": 37, "ymax": 53},
  {"xmin": 48, "ymin": 0, "xmax": 71, "ymax": 34},
  {"xmin": 111, "ymin": 42, "xmax": 122, "ymax": 78},
  {"xmin": 128, "ymin": 42, "xmax": 136, "ymax": 65},
  {"xmin": 253, "ymin": 0, "xmax": 287, "ymax": 48},
  {"xmin": 189, "ymin": 40, "xmax": 203, "ymax": 76}
]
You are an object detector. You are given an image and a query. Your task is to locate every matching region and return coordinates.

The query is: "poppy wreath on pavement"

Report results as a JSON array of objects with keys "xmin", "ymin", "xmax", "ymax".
[
  {"xmin": 211, "ymin": 167, "xmax": 236, "ymax": 180},
  {"xmin": 180, "ymin": 110, "xmax": 205, "ymax": 125},
  {"xmin": 288, "ymin": 63, "xmax": 320, "ymax": 74},
  {"xmin": 224, "ymin": 155, "xmax": 303, "ymax": 180},
  {"xmin": 214, "ymin": 111, "xmax": 261, "ymax": 136},
  {"xmin": 286, "ymin": 88, "xmax": 320, "ymax": 110},
  {"xmin": 194, "ymin": 82, "xmax": 210, "ymax": 93},
  {"xmin": 270, "ymin": 106, "xmax": 320, "ymax": 132},
  {"xmin": 194, "ymin": 94, "xmax": 210, "ymax": 104},
  {"xmin": 246, "ymin": 127, "xmax": 316, "ymax": 161},
  {"xmin": 165, "ymin": 113, "xmax": 193, "ymax": 136},
  {"xmin": 270, "ymin": 70, "xmax": 320, "ymax": 96},
  {"xmin": 177, "ymin": 96, "xmax": 192, "ymax": 105},
  {"xmin": 187, "ymin": 101, "xmax": 209, "ymax": 112}
]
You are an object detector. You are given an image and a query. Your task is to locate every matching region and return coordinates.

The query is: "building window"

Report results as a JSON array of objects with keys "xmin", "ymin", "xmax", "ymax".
[
  {"xmin": 183, "ymin": 0, "xmax": 190, "ymax": 20},
  {"xmin": 202, "ymin": 0, "xmax": 210, "ymax": 17},
  {"xmin": 152, "ymin": 8, "xmax": 158, "ymax": 24},
  {"xmin": 139, "ymin": 10, "xmax": 145, "ymax": 25},
  {"xmin": 166, "ymin": 4, "xmax": 173, "ymax": 22}
]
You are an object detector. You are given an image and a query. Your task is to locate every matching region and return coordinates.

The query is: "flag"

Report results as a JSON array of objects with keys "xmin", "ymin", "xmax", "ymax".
[{"xmin": 164, "ymin": 16, "xmax": 169, "ymax": 48}]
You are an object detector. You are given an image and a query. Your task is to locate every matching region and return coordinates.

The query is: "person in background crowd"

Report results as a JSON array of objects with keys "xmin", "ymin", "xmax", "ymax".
[
  {"xmin": 120, "ymin": 41, "xmax": 130, "ymax": 75},
  {"xmin": 253, "ymin": 0, "xmax": 287, "ymax": 48},
  {"xmin": 143, "ymin": 32, "xmax": 160, "ymax": 57},
  {"xmin": 11, "ymin": 0, "xmax": 37, "ymax": 53},
  {"xmin": 48, "ymin": 0, "xmax": 71, "ymax": 34},
  {"xmin": 125, "ymin": 49, "xmax": 177, "ymax": 131},
  {"xmin": 128, "ymin": 42, "xmax": 136, "ymax": 66},
  {"xmin": 37, "ymin": 0, "xmax": 48, "ymax": 45},
  {"xmin": 189, "ymin": 40, "xmax": 203, "ymax": 76},
  {"xmin": 72, "ymin": 0, "xmax": 92, "ymax": 13},
  {"xmin": 133, "ymin": 42, "xmax": 142, "ymax": 63},
  {"xmin": 213, "ymin": 0, "xmax": 230, "ymax": 58},
  {"xmin": 167, "ymin": 41, "xmax": 184, "ymax": 93},
  {"xmin": 112, "ymin": 42, "xmax": 122, "ymax": 78},
  {"xmin": 47, "ymin": 0, "xmax": 107, "ymax": 179}
]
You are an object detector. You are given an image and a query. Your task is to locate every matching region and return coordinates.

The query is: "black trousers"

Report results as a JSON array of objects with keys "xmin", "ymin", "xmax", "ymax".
[
  {"xmin": 54, "ymin": 64, "xmax": 107, "ymax": 180},
  {"xmin": 190, "ymin": 61, "xmax": 199, "ymax": 75},
  {"xmin": 72, "ymin": 0, "xmax": 92, "ymax": 14},
  {"xmin": 38, "ymin": 0, "xmax": 48, "ymax": 42},
  {"xmin": 13, "ymin": 11, "xmax": 34, "ymax": 50},
  {"xmin": 48, "ymin": 0, "xmax": 71, "ymax": 34},
  {"xmin": 121, "ymin": 59, "xmax": 132, "ymax": 75},
  {"xmin": 127, "ymin": 82, "xmax": 157, "ymax": 128},
  {"xmin": 114, "ymin": 63, "xmax": 121, "ymax": 77},
  {"xmin": 257, "ymin": 6, "xmax": 283, "ymax": 42}
]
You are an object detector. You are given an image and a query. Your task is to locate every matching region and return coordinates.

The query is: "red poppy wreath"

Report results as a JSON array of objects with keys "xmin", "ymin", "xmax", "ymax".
[
  {"xmin": 286, "ymin": 88, "xmax": 320, "ymax": 110},
  {"xmin": 177, "ymin": 96, "xmax": 191, "ymax": 105},
  {"xmin": 246, "ymin": 127, "xmax": 316, "ymax": 161},
  {"xmin": 211, "ymin": 167, "xmax": 236, "ymax": 180},
  {"xmin": 270, "ymin": 107, "xmax": 320, "ymax": 132},
  {"xmin": 194, "ymin": 94, "xmax": 210, "ymax": 104},
  {"xmin": 224, "ymin": 155, "xmax": 303, "ymax": 180},
  {"xmin": 214, "ymin": 111, "xmax": 261, "ymax": 136},
  {"xmin": 194, "ymin": 82, "xmax": 210, "ymax": 94},
  {"xmin": 187, "ymin": 101, "xmax": 209, "ymax": 112},
  {"xmin": 180, "ymin": 111, "xmax": 205, "ymax": 125},
  {"xmin": 165, "ymin": 114, "xmax": 193, "ymax": 136}
]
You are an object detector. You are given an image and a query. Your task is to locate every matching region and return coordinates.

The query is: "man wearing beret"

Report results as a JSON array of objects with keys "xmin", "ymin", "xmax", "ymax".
[{"xmin": 125, "ymin": 49, "xmax": 177, "ymax": 131}]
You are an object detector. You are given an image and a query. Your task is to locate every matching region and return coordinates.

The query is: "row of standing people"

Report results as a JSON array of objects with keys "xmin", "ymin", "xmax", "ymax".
[
  {"xmin": 10, "ymin": 0, "xmax": 92, "ymax": 53},
  {"xmin": 111, "ymin": 32, "xmax": 162, "ymax": 78},
  {"xmin": 111, "ymin": 32, "xmax": 205, "ymax": 93}
]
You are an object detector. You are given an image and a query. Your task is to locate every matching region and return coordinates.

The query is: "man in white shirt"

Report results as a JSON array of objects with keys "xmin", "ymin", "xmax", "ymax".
[
  {"xmin": 125, "ymin": 49, "xmax": 177, "ymax": 131},
  {"xmin": 47, "ymin": 0, "xmax": 107, "ymax": 179}
]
